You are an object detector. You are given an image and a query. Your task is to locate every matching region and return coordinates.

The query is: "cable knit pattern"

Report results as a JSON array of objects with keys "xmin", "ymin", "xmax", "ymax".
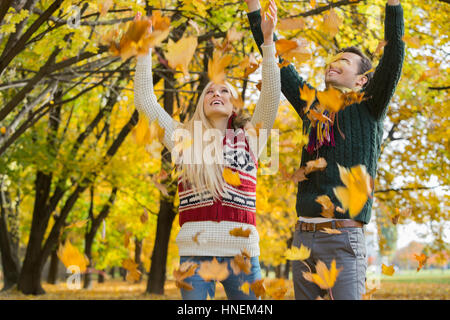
[
  {"xmin": 133, "ymin": 44, "xmax": 280, "ymax": 257},
  {"xmin": 248, "ymin": 4, "xmax": 405, "ymax": 224}
]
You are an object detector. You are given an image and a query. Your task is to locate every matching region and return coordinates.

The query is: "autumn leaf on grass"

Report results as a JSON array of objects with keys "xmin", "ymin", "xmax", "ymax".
[
  {"xmin": 305, "ymin": 157, "xmax": 327, "ymax": 175},
  {"xmin": 173, "ymin": 261, "xmax": 198, "ymax": 290},
  {"xmin": 208, "ymin": 50, "xmax": 233, "ymax": 84},
  {"xmin": 229, "ymin": 227, "xmax": 251, "ymax": 238},
  {"xmin": 299, "ymin": 83, "xmax": 316, "ymax": 113},
  {"xmin": 122, "ymin": 258, "xmax": 141, "ymax": 282},
  {"xmin": 275, "ymin": 38, "xmax": 311, "ymax": 64},
  {"xmin": 264, "ymin": 278, "xmax": 288, "ymax": 300},
  {"xmin": 362, "ymin": 283, "xmax": 377, "ymax": 300},
  {"xmin": 278, "ymin": 17, "xmax": 305, "ymax": 31},
  {"xmin": 230, "ymin": 252, "xmax": 251, "ymax": 275},
  {"xmin": 197, "ymin": 257, "xmax": 229, "ymax": 281},
  {"xmin": 284, "ymin": 244, "xmax": 311, "ymax": 261},
  {"xmin": 321, "ymin": 9, "xmax": 342, "ymax": 37},
  {"xmin": 223, "ymin": 167, "xmax": 241, "ymax": 187},
  {"xmin": 414, "ymin": 253, "xmax": 428, "ymax": 272},
  {"xmin": 315, "ymin": 195, "xmax": 335, "ymax": 218},
  {"xmin": 58, "ymin": 240, "xmax": 89, "ymax": 273},
  {"xmin": 303, "ymin": 259, "xmax": 341, "ymax": 290},
  {"xmin": 381, "ymin": 263, "xmax": 395, "ymax": 276},
  {"xmin": 333, "ymin": 164, "xmax": 373, "ymax": 218},
  {"xmin": 166, "ymin": 36, "xmax": 198, "ymax": 76}
]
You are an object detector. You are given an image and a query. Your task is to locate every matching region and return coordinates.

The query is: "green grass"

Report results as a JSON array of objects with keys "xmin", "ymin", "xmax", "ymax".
[{"xmin": 380, "ymin": 269, "xmax": 450, "ymax": 284}]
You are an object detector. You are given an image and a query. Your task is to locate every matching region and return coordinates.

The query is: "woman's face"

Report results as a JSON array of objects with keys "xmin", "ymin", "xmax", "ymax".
[{"xmin": 203, "ymin": 83, "xmax": 234, "ymax": 120}]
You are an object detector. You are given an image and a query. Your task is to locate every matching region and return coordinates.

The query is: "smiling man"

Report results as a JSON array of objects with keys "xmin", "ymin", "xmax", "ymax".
[{"xmin": 244, "ymin": 0, "xmax": 405, "ymax": 299}]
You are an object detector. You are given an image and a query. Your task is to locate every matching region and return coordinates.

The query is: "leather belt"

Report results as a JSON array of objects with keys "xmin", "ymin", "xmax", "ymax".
[{"xmin": 295, "ymin": 220, "xmax": 363, "ymax": 232}]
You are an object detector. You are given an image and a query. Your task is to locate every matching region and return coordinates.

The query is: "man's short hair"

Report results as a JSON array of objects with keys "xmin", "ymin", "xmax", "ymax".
[{"xmin": 339, "ymin": 46, "xmax": 373, "ymax": 87}]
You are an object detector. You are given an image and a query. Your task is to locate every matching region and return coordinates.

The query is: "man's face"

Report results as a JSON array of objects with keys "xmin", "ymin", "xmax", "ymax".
[{"xmin": 325, "ymin": 52, "xmax": 367, "ymax": 90}]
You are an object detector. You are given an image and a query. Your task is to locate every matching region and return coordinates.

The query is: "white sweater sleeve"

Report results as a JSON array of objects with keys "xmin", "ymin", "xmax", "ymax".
[
  {"xmin": 249, "ymin": 43, "xmax": 281, "ymax": 158},
  {"xmin": 134, "ymin": 48, "xmax": 179, "ymax": 151}
]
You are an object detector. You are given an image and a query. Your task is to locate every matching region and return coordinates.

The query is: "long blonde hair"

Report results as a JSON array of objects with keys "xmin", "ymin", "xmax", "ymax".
[{"xmin": 177, "ymin": 81, "xmax": 249, "ymax": 200}]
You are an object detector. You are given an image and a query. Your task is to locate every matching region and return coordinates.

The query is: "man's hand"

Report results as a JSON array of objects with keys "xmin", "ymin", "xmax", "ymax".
[
  {"xmin": 244, "ymin": 0, "xmax": 261, "ymax": 12},
  {"xmin": 261, "ymin": 0, "xmax": 277, "ymax": 45},
  {"xmin": 387, "ymin": 0, "xmax": 400, "ymax": 5}
]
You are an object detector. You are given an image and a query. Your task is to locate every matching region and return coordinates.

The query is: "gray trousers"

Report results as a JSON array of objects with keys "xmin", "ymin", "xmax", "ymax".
[{"xmin": 291, "ymin": 224, "xmax": 367, "ymax": 300}]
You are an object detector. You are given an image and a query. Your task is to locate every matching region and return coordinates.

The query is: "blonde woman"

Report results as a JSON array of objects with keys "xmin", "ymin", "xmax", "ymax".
[{"xmin": 133, "ymin": 1, "xmax": 280, "ymax": 300}]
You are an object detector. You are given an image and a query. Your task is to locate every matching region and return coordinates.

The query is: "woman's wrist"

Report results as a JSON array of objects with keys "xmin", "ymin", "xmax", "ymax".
[{"xmin": 263, "ymin": 35, "xmax": 273, "ymax": 45}]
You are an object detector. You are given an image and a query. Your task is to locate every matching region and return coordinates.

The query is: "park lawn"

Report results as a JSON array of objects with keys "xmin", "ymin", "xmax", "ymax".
[{"xmin": 1, "ymin": 270, "xmax": 449, "ymax": 300}]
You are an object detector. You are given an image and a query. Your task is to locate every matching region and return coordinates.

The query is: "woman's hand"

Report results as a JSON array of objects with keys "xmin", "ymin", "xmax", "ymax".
[{"xmin": 261, "ymin": 0, "xmax": 277, "ymax": 45}]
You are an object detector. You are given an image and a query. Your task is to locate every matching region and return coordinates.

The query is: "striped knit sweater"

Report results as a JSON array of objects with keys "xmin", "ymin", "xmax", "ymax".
[
  {"xmin": 134, "ymin": 44, "xmax": 280, "ymax": 257},
  {"xmin": 248, "ymin": 4, "xmax": 405, "ymax": 224}
]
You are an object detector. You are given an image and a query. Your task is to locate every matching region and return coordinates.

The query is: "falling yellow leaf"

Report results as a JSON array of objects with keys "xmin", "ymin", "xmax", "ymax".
[
  {"xmin": 374, "ymin": 40, "xmax": 387, "ymax": 57},
  {"xmin": 275, "ymin": 38, "xmax": 311, "ymax": 63},
  {"xmin": 278, "ymin": 17, "xmax": 305, "ymax": 31},
  {"xmin": 250, "ymin": 279, "xmax": 266, "ymax": 298},
  {"xmin": 321, "ymin": 9, "xmax": 342, "ymax": 37},
  {"xmin": 317, "ymin": 87, "xmax": 344, "ymax": 113},
  {"xmin": 291, "ymin": 166, "xmax": 308, "ymax": 183},
  {"xmin": 192, "ymin": 230, "xmax": 203, "ymax": 245},
  {"xmin": 0, "ymin": 127, "xmax": 6, "ymax": 135},
  {"xmin": 173, "ymin": 261, "xmax": 198, "ymax": 290},
  {"xmin": 417, "ymin": 67, "xmax": 440, "ymax": 82},
  {"xmin": 149, "ymin": 118, "xmax": 165, "ymax": 142},
  {"xmin": 240, "ymin": 282, "xmax": 251, "ymax": 295},
  {"xmin": 134, "ymin": 113, "xmax": 151, "ymax": 146},
  {"xmin": 57, "ymin": 240, "xmax": 89, "ymax": 273},
  {"xmin": 98, "ymin": 0, "xmax": 113, "ymax": 17},
  {"xmin": 316, "ymin": 195, "xmax": 335, "ymax": 218},
  {"xmin": 229, "ymin": 227, "xmax": 251, "ymax": 238},
  {"xmin": 320, "ymin": 228, "xmax": 342, "ymax": 234},
  {"xmin": 284, "ymin": 244, "xmax": 311, "ymax": 261},
  {"xmin": 414, "ymin": 253, "xmax": 428, "ymax": 272},
  {"xmin": 264, "ymin": 278, "xmax": 288, "ymax": 300},
  {"xmin": 303, "ymin": 259, "xmax": 341, "ymax": 290},
  {"xmin": 223, "ymin": 167, "xmax": 241, "ymax": 187},
  {"xmin": 299, "ymin": 83, "xmax": 316, "ymax": 113},
  {"xmin": 402, "ymin": 35, "xmax": 421, "ymax": 49},
  {"xmin": 197, "ymin": 257, "xmax": 229, "ymax": 281},
  {"xmin": 381, "ymin": 263, "xmax": 395, "ymax": 276},
  {"xmin": 333, "ymin": 164, "xmax": 373, "ymax": 218},
  {"xmin": 166, "ymin": 36, "xmax": 198, "ymax": 76},
  {"xmin": 305, "ymin": 157, "xmax": 327, "ymax": 175},
  {"xmin": 208, "ymin": 50, "xmax": 233, "ymax": 84},
  {"xmin": 239, "ymin": 53, "xmax": 259, "ymax": 78},
  {"xmin": 230, "ymin": 252, "xmax": 251, "ymax": 275}
]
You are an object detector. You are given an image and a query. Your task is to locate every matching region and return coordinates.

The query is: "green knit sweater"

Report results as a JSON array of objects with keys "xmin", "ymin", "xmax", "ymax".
[{"xmin": 247, "ymin": 4, "xmax": 405, "ymax": 224}]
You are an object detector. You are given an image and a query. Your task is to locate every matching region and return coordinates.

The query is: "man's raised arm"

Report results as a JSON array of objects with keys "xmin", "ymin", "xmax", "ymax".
[{"xmin": 363, "ymin": 0, "xmax": 405, "ymax": 119}]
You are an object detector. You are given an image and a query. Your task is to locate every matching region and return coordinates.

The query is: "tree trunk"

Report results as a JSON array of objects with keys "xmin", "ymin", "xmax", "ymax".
[
  {"xmin": 47, "ymin": 245, "xmax": 59, "ymax": 284},
  {"xmin": 109, "ymin": 267, "xmax": 115, "ymax": 279},
  {"xmin": 134, "ymin": 236, "xmax": 143, "ymax": 281},
  {"xmin": 275, "ymin": 265, "xmax": 282, "ymax": 278},
  {"xmin": 0, "ymin": 187, "xmax": 20, "ymax": 291},
  {"xmin": 146, "ymin": 197, "xmax": 177, "ymax": 294}
]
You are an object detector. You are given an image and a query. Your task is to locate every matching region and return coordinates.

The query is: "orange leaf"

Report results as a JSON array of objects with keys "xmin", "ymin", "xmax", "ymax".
[
  {"xmin": 166, "ymin": 36, "xmax": 198, "ymax": 76},
  {"xmin": 303, "ymin": 259, "xmax": 341, "ymax": 289},
  {"xmin": 321, "ymin": 9, "xmax": 342, "ymax": 37},
  {"xmin": 299, "ymin": 83, "xmax": 316, "ymax": 113},
  {"xmin": 173, "ymin": 261, "xmax": 198, "ymax": 289},
  {"xmin": 229, "ymin": 227, "xmax": 251, "ymax": 238},
  {"xmin": 208, "ymin": 50, "xmax": 233, "ymax": 84},
  {"xmin": 197, "ymin": 257, "xmax": 229, "ymax": 281},
  {"xmin": 291, "ymin": 166, "xmax": 308, "ymax": 183},
  {"xmin": 250, "ymin": 279, "xmax": 266, "ymax": 298},
  {"xmin": 414, "ymin": 253, "xmax": 428, "ymax": 272},
  {"xmin": 381, "ymin": 263, "xmax": 395, "ymax": 276},
  {"xmin": 320, "ymin": 228, "xmax": 342, "ymax": 234},
  {"xmin": 275, "ymin": 38, "xmax": 311, "ymax": 63},
  {"xmin": 230, "ymin": 252, "xmax": 251, "ymax": 275},
  {"xmin": 278, "ymin": 17, "xmax": 305, "ymax": 31},
  {"xmin": 317, "ymin": 87, "xmax": 344, "ymax": 113},
  {"xmin": 316, "ymin": 195, "xmax": 335, "ymax": 218},
  {"xmin": 264, "ymin": 278, "xmax": 288, "ymax": 300},
  {"xmin": 308, "ymin": 108, "xmax": 332, "ymax": 123},
  {"xmin": 305, "ymin": 157, "xmax": 327, "ymax": 175}
]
